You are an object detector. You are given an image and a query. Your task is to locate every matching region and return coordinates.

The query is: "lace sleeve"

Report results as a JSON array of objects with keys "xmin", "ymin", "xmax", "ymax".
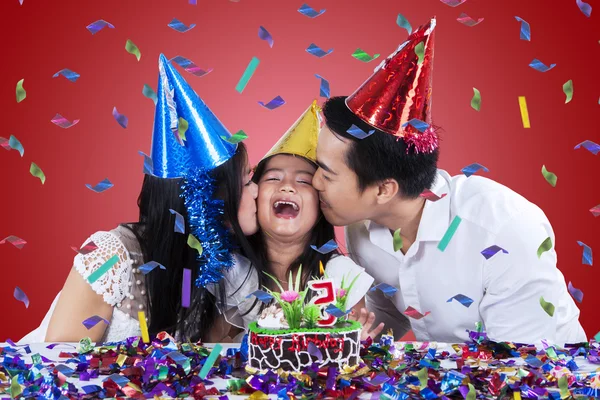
[{"xmin": 73, "ymin": 231, "xmax": 133, "ymax": 306}]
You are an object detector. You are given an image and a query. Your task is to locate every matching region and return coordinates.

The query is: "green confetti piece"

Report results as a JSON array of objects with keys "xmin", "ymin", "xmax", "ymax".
[
  {"xmin": 438, "ymin": 216, "xmax": 462, "ymax": 252},
  {"xmin": 31, "ymin": 353, "xmax": 42, "ymax": 365},
  {"xmin": 563, "ymin": 79, "xmax": 573, "ymax": 104},
  {"xmin": 416, "ymin": 367, "xmax": 428, "ymax": 389},
  {"xmin": 541, "ymin": 165, "xmax": 557, "ymax": 187},
  {"xmin": 78, "ymin": 337, "xmax": 94, "ymax": 354},
  {"xmin": 594, "ymin": 331, "xmax": 600, "ymax": 342},
  {"xmin": 16, "ymin": 79, "xmax": 26, "ymax": 103},
  {"xmin": 187, "ymin": 234, "xmax": 203, "ymax": 255},
  {"xmin": 235, "ymin": 57, "xmax": 260, "ymax": 93},
  {"xmin": 125, "ymin": 39, "xmax": 141, "ymax": 61},
  {"xmin": 393, "ymin": 228, "xmax": 403, "ymax": 252},
  {"xmin": 558, "ymin": 374, "xmax": 570, "ymax": 398},
  {"xmin": 396, "ymin": 13, "xmax": 412, "ymax": 35},
  {"xmin": 415, "ymin": 42, "xmax": 425, "ymax": 65},
  {"xmin": 540, "ymin": 296, "xmax": 555, "ymax": 317},
  {"xmin": 142, "ymin": 84, "xmax": 157, "ymax": 105},
  {"xmin": 10, "ymin": 375, "xmax": 22, "ymax": 398},
  {"xmin": 471, "ymin": 87, "xmax": 481, "ymax": 111},
  {"xmin": 199, "ymin": 343, "xmax": 222, "ymax": 379},
  {"xmin": 29, "ymin": 162, "xmax": 46, "ymax": 184},
  {"xmin": 466, "ymin": 383, "xmax": 476, "ymax": 400},
  {"xmin": 87, "ymin": 254, "xmax": 119, "ymax": 284},
  {"xmin": 178, "ymin": 117, "xmax": 188, "ymax": 142},
  {"xmin": 351, "ymin": 48, "xmax": 380, "ymax": 63},
  {"xmin": 537, "ymin": 236, "xmax": 553, "ymax": 258},
  {"xmin": 222, "ymin": 130, "xmax": 248, "ymax": 144}
]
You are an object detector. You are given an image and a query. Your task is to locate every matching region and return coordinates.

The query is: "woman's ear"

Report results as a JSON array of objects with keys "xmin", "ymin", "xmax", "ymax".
[{"xmin": 375, "ymin": 179, "xmax": 399, "ymax": 205}]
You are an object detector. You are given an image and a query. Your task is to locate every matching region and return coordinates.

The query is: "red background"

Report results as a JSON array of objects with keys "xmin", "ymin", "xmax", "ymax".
[{"xmin": 1, "ymin": 0, "xmax": 597, "ymax": 341}]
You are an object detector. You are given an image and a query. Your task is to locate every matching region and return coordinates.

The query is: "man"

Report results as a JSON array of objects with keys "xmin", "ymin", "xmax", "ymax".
[{"xmin": 312, "ymin": 18, "xmax": 585, "ymax": 344}]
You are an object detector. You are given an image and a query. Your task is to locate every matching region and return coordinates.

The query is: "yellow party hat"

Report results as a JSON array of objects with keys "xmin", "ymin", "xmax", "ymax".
[{"xmin": 262, "ymin": 100, "xmax": 321, "ymax": 163}]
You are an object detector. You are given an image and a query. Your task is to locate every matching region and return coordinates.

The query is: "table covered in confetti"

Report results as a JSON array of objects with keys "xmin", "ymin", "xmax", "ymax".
[{"xmin": 2, "ymin": 336, "xmax": 600, "ymax": 399}]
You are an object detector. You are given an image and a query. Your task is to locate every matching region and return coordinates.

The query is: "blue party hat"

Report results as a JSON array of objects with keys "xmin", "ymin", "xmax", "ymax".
[{"xmin": 151, "ymin": 54, "xmax": 237, "ymax": 178}]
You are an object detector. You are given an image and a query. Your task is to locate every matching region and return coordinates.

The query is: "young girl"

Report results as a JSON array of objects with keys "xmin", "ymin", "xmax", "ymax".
[
  {"xmin": 20, "ymin": 54, "xmax": 258, "ymax": 344},
  {"xmin": 210, "ymin": 101, "xmax": 384, "ymax": 341}
]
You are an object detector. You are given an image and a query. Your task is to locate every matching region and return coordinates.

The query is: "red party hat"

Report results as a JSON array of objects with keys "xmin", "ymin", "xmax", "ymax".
[{"xmin": 346, "ymin": 17, "xmax": 438, "ymax": 153}]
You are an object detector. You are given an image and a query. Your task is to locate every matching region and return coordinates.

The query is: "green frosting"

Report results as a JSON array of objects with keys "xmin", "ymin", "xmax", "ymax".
[{"xmin": 248, "ymin": 320, "xmax": 362, "ymax": 335}]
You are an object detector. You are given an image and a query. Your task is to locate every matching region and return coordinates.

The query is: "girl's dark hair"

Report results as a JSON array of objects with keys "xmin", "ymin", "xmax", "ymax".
[{"xmin": 124, "ymin": 142, "xmax": 256, "ymax": 342}]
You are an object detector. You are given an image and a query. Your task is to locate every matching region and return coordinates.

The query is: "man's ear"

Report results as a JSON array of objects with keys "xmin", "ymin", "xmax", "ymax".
[{"xmin": 375, "ymin": 179, "xmax": 400, "ymax": 205}]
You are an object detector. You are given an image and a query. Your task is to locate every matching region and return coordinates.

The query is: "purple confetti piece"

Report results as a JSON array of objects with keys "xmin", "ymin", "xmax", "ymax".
[
  {"xmin": 1, "ymin": 235, "xmax": 27, "ymax": 249},
  {"xmin": 370, "ymin": 283, "xmax": 398, "ymax": 297},
  {"xmin": 189, "ymin": 0, "xmax": 197, "ymax": 4},
  {"xmin": 139, "ymin": 261, "xmax": 166, "ymax": 275},
  {"xmin": 346, "ymin": 124, "xmax": 375, "ymax": 139},
  {"xmin": 574, "ymin": 140, "xmax": 600, "ymax": 155},
  {"xmin": 576, "ymin": 0, "xmax": 592, "ymax": 17},
  {"xmin": 19, "ymin": 0, "xmax": 24, "ymax": 4},
  {"xmin": 461, "ymin": 162, "xmax": 489, "ymax": 177},
  {"xmin": 168, "ymin": 18, "xmax": 196, "ymax": 33},
  {"xmin": 169, "ymin": 209, "xmax": 185, "ymax": 233},
  {"xmin": 481, "ymin": 245, "xmax": 509, "ymax": 260},
  {"xmin": 402, "ymin": 118, "xmax": 430, "ymax": 132},
  {"xmin": 218, "ymin": 396, "xmax": 229, "ymax": 400},
  {"xmin": 298, "ymin": 3, "xmax": 326, "ymax": 18},
  {"xmin": 71, "ymin": 241, "xmax": 98, "ymax": 255},
  {"xmin": 86, "ymin": 19, "xmax": 115, "ymax": 35},
  {"xmin": 258, "ymin": 26, "xmax": 274, "ymax": 48},
  {"xmin": 440, "ymin": 0, "xmax": 467, "ymax": 6},
  {"xmin": 324, "ymin": 304, "xmax": 350, "ymax": 318},
  {"xmin": 169, "ymin": 55, "xmax": 213, "ymax": 77},
  {"xmin": 514, "ymin": 16, "xmax": 531, "ymax": 41},
  {"xmin": 577, "ymin": 241, "xmax": 593, "ymax": 265},
  {"xmin": 52, "ymin": 69, "xmax": 80, "ymax": 82},
  {"xmin": 457, "ymin": 13, "xmax": 484, "ymax": 27},
  {"xmin": 112, "ymin": 106, "xmax": 128, "ymax": 128},
  {"xmin": 182, "ymin": 268, "xmax": 191, "ymax": 308},
  {"xmin": 46, "ymin": 343, "xmax": 76, "ymax": 349},
  {"xmin": 447, "ymin": 294, "xmax": 474, "ymax": 308},
  {"xmin": 315, "ymin": 74, "xmax": 330, "ymax": 98},
  {"xmin": 85, "ymin": 178, "xmax": 113, "ymax": 193},
  {"xmin": 138, "ymin": 150, "xmax": 154, "ymax": 175},
  {"xmin": 306, "ymin": 43, "xmax": 334, "ymax": 58},
  {"xmin": 246, "ymin": 290, "xmax": 274, "ymax": 303},
  {"xmin": 51, "ymin": 113, "xmax": 79, "ymax": 129},
  {"xmin": 82, "ymin": 315, "xmax": 110, "ymax": 330},
  {"xmin": 310, "ymin": 239, "xmax": 338, "ymax": 254},
  {"xmin": 568, "ymin": 281, "xmax": 584, "ymax": 303},
  {"xmin": 364, "ymin": 373, "xmax": 390, "ymax": 386},
  {"xmin": 14, "ymin": 286, "xmax": 29, "ymax": 308},
  {"xmin": 529, "ymin": 58, "xmax": 556, "ymax": 72},
  {"xmin": 307, "ymin": 342, "xmax": 323, "ymax": 363},
  {"xmin": 258, "ymin": 95, "xmax": 285, "ymax": 110}
]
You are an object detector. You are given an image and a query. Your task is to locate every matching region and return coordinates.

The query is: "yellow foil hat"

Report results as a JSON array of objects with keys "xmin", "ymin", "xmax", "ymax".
[{"xmin": 262, "ymin": 100, "xmax": 321, "ymax": 163}]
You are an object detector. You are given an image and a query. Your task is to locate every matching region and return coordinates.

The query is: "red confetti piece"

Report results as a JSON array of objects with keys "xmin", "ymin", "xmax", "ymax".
[
  {"xmin": 590, "ymin": 205, "xmax": 600, "ymax": 217},
  {"xmin": 404, "ymin": 306, "xmax": 430, "ymax": 320},
  {"xmin": 440, "ymin": 0, "xmax": 467, "ymax": 6},
  {"xmin": 14, "ymin": 286, "xmax": 29, "ymax": 308},
  {"xmin": 51, "ymin": 113, "xmax": 79, "ymax": 129},
  {"xmin": 457, "ymin": 13, "xmax": 484, "ymax": 27},
  {"xmin": 0, "ymin": 235, "xmax": 27, "ymax": 249},
  {"xmin": 71, "ymin": 241, "xmax": 98, "ymax": 255},
  {"xmin": 420, "ymin": 189, "xmax": 447, "ymax": 202}
]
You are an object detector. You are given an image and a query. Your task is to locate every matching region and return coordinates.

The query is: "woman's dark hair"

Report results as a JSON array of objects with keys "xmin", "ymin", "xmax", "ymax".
[
  {"xmin": 322, "ymin": 96, "xmax": 439, "ymax": 198},
  {"xmin": 124, "ymin": 142, "xmax": 257, "ymax": 342}
]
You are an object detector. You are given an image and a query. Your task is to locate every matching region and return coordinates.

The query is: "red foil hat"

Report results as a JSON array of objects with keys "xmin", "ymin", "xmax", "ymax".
[{"xmin": 346, "ymin": 17, "xmax": 438, "ymax": 153}]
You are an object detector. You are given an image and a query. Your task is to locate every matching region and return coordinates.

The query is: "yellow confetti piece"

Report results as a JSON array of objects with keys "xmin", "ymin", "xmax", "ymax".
[
  {"xmin": 116, "ymin": 354, "xmax": 128, "ymax": 367},
  {"xmin": 125, "ymin": 39, "xmax": 141, "ymax": 61},
  {"xmin": 29, "ymin": 162, "xmax": 46, "ymax": 184},
  {"xmin": 187, "ymin": 234, "xmax": 203, "ymax": 255},
  {"xmin": 138, "ymin": 311, "xmax": 150, "ymax": 343},
  {"xmin": 248, "ymin": 391, "xmax": 269, "ymax": 400},
  {"xmin": 514, "ymin": 392, "xmax": 522, "ymax": 400},
  {"xmin": 178, "ymin": 117, "xmax": 188, "ymax": 142},
  {"xmin": 11, "ymin": 375, "xmax": 22, "ymax": 398},
  {"xmin": 16, "ymin": 79, "xmax": 26, "ymax": 103},
  {"xmin": 518, "ymin": 96, "xmax": 530, "ymax": 128}
]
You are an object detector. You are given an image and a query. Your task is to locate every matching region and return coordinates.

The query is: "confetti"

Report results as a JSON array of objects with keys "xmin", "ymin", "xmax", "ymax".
[
  {"xmin": 568, "ymin": 282, "xmax": 584, "ymax": 303},
  {"xmin": 51, "ymin": 113, "xmax": 80, "ymax": 128},
  {"xmin": 370, "ymin": 283, "xmax": 398, "ymax": 297},
  {"xmin": 142, "ymin": 84, "xmax": 158, "ymax": 105},
  {"xmin": 16, "ymin": 79, "xmax": 26, "ymax": 103},
  {"xmin": 189, "ymin": 0, "xmax": 196, "ymax": 4},
  {"xmin": 481, "ymin": 245, "xmax": 509, "ymax": 260},
  {"xmin": 402, "ymin": 118, "xmax": 429, "ymax": 132},
  {"xmin": 85, "ymin": 178, "xmax": 114, "ymax": 193},
  {"xmin": 82, "ymin": 316, "xmax": 109, "ymax": 330},
  {"xmin": 139, "ymin": 261, "xmax": 166, "ymax": 274},
  {"xmin": 576, "ymin": 0, "xmax": 592, "ymax": 17},
  {"xmin": 178, "ymin": 117, "xmax": 188, "ymax": 142},
  {"xmin": 324, "ymin": 304, "xmax": 350, "ymax": 318},
  {"xmin": 514, "ymin": 16, "xmax": 531, "ymax": 41},
  {"xmin": 396, "ymin": 14, "xmax": 412, "ymax": 35},
  {"xmin": 577, "ymin": 241, "xmax": 593, "ymax": 265},
  {"xmin": 52, "ymin": 69, "xmax": 80, "ymax": 82},
  {"xmin": 167, "ymin": 18, "xmax": 196, "ymax": 33},
  {"xmin": 393, "ymin": 229, "xmax": 403, "ymax": 252},
  {"xmin": 541, "ymin": 165, "xmax": 557, "ymax": 187},
  {"xmin": 310, "ymin": 239, "xmax": 338, "ymax": 254},
  {"xmin": 14, "ymin": 287, "xmax": 29, "ymax": 308},
  {"xmin": 0, "ymin": 235, "xmax": 26, "ymax": 249},
  {"xmin": 404, "ymin": 306, "xmax": 430, "ymax": 320},
  {"xmin": 346, "ymin": 124, "xmax": 375, "ymax": 139},
  {"xmin": 298, "ymin": 3, "xmax": 325, "ymax": 18},
  {"xmin": 314, "ymin": 74, "xmax": 330, "ymax": 98},
  {"xmin": 457, "ymin": 13, "xmax": 484, "ymax": 27},
  {"xmin": 352, "ymin": 48, "xmax": 380, "ymax": 63},
  {"xmin": 539, "ymin": 296, "xmax": 555, "ymax": 317},
  {"xmin": 420, "ymin": 189, "xmax": 447, "ymax": 202},
  {"xmin": 222, "ymin": 130, "xmax": 248, "ymax": 144},
  {"xmin": 138, "ymin": 151, "xmax": 154, "ymax": 175},
  {"xmin": 258, "ymin": 95, "xmax": 285, "ymax": 110},
  {"xmin": 30, "ymin": 162, "xmax": 46, "ymax": 184},
  {"xmin": 529, "ymin": 58, "xmax": 556, "ymax": 72},
  {"xmin": 447, "ymin": 294, "xmax": 474, "ymax": 308},
  {"xmin": 187, "ymin": 234, "xmax": 203, "ymax": 255},
  {"xmin": 537, "ymin": 237, "xmax": 553, "ymax": 259},
  {"xmin": 248, "ymin": 391, "xmax": 268, "ymax": 400},
  {"xmin": 125, "ymin": 39, "xmax": 141, "ymax": 61},
  {"xmin": 518, "ymin": 96, "xmax": 531, "ymax": 128},
  {"xmin": 112, "ymin": 107, "xmax": 128, "ymax": 129},
  {"xmin": 563, "ymin": 79, "xmax": 573, "ymax": 103},
  {"xmin": 0, "ymin": 135, "xmax": 24, "ymax": 156},
  {"xmin": 417, "ymin": 367, "xmax": 428, "ymax": 389},
  {"xmin": 440, "ymin": 0, "xmax": 467, "ymax": 6},
  {"xmin": 574, "ymin": 140, "xmax": 600, "ymax": 155},
  {"xmin": 414, "ymin": 42, "xmax": 425, "ymax": 65},
  {"xmin": 258, "ymin": 26, "xmax": 274, "ymax": 48},
  {"xmin": 199, "ymin": 344, "xmax": 223, "ymax": 379},
  {"xmin": 461, "ymin": 162, "xmax": 489, "ymax": 177},
  {"xmin": 438, "ymin": 216, "xmax": 462, "ymax": 252},
  {"xmin": 182, "ymin": 268, "xmax": 191, "ymax": 308},
  {"xmin": 138, "ymin": 311, "xmax": 150, "ymax": 343},
  {"xmin": 307, "ymin": 342, "xmax": 324, "ymax": 363},
  {"xmin": 169, "ymin": 209, "xmax": 185, "ymax": 233},
  {"xmin": 246, "ymin": 290, "xmax": 274, "ymax": 303},
  {"xmin": 170, "ymin": 56, "xmax": 213, "ymax": 77},
  {"xmin": 591, "ymin": 205, "xmax": 600, "ymax": 217},
  {"xmin": 235, "ymin": 57, "xmax": 260, "ymax": 93},
  {"xmin": 71, "ymin": 241, "xmax": 98, "ymax": 255},
  {"xmin": 306, "ymin": 43, "xmax": 333, "ymax": 58},
  {"xmin": 87, "ymin": 254, "xmax": 119, "ymax": 284},
  {"xmin": 86, "ymin": 19, "xmax": 115, "ymax": 35},
  {"xmin": 470, "ymin": 87, "xmax": 481, "ymax": 111}
]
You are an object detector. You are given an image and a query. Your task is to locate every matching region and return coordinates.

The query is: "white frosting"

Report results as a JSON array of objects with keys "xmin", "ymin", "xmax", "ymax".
[{"xmin": 257, "ymin": 305, "xmax": 289, "ymax": 329}]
